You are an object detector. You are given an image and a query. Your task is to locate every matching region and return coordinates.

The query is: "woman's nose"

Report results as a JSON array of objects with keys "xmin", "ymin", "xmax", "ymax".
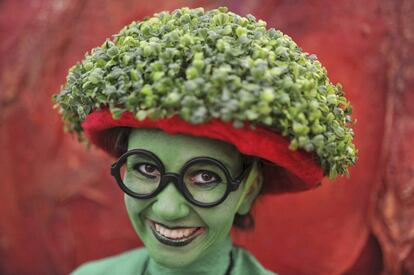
[{"xmin": 152, "ymin": 183, "xmax": 190, "ymax": 221}]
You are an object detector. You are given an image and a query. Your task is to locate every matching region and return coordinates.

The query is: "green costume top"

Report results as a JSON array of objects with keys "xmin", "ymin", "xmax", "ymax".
[{"xmin": 72, "ymin": 238, "xmax": 275, "ymax": 275}]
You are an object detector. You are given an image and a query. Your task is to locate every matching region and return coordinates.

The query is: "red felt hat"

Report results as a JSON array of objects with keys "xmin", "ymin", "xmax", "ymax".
[{"xmin": 82, "ymin": 109, "xmax": 323, "ymax": 194}]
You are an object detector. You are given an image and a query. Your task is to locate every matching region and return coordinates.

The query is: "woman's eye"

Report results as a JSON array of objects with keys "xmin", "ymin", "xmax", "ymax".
[
  {"xmin": 134, "ymin": 164, "xmax": 160, "ymax": 179},
  {"xmin": 190, "ymin": 171, "xmax": 221, "ymax": 186}
]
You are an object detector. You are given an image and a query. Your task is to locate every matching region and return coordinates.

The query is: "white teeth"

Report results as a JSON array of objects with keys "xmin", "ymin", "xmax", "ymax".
[{"xmin": 153, "ymin": 222, "xmax": 198, "ymax": 239}]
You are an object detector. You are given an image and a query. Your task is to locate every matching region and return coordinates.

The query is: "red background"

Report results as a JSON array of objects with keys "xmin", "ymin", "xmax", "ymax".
[{"xmin": 1, "ymin": 0, "xmax": 413, "ymax": 274}]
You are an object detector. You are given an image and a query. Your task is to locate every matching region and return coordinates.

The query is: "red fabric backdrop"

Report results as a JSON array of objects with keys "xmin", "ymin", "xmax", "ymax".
[{"xmin": 1, "ymin": 0, "xmax": 413, "ymax": 274}]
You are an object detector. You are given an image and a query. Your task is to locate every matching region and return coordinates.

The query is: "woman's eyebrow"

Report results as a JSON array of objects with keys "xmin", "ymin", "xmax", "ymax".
[
  {"xmin": 220, "ymin": 159, "xmax": 234, "ymax": 170},
  {"xmin": 199, "ymin": 155, "xmax": 235, "ymax": 172}
]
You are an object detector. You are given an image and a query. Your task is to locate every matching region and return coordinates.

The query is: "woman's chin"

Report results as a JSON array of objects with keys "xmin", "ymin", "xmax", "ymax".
[
  {"xmin": 147, "ymin": 248, "xmax": 201, "ymax": 268},
  {"xmin": 140, "ymin": 220, "xmax": 209, "ymax": 267}
]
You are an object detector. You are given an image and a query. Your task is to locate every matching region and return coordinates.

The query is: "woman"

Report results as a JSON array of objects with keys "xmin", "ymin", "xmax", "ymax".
[{"xmin": 54, "ymin": 6, "xmax": 357, "ymax": 274}]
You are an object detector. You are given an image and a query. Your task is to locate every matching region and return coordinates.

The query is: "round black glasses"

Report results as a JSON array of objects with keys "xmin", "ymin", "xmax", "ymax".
[{"xmin": 110, "ymin": 149, "xmax": 251, "ymax": 208}]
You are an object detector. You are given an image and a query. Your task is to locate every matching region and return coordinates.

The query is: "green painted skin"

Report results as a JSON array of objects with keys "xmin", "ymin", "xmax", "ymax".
[
  {"xmin": 71, "ymin": 128, "xmax": 276, "ymax": 274},
  {"xmin": 124, "ymin": 129, "xmax": 262, "ymax": 273}
]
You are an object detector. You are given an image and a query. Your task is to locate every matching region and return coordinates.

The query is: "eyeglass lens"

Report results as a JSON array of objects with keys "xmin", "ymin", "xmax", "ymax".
[{"xmin": 122, "ymin": 152, "xmax": 229, "ymax": 204}]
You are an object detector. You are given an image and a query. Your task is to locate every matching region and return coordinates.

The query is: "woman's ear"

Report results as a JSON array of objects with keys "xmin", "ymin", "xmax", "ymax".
[{"xmin": 236, "ymin": 160, "xmax": 263, "ymax": 215}]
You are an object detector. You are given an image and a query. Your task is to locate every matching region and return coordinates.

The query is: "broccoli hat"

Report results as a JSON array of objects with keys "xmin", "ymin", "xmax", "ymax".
[{"xmin": 54, "ymin": 7, "xmax": 357, "ymax": 193}]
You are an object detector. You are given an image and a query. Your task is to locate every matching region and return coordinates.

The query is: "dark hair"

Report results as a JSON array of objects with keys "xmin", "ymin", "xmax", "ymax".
[{"xmin": 107, "ymin": 127, "xmax": 261, "ymax": 230}]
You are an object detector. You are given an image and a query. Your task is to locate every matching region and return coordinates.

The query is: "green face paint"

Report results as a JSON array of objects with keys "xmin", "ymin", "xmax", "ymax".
[{"xmin": 124, "ymin": 129, "xmax": 254, "ymax": 268}]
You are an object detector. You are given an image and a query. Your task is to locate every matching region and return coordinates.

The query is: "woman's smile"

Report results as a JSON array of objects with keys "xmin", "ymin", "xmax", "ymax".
[{"xmin": 146, "ymin": 218, "xmax": 206, "ymax": 247}]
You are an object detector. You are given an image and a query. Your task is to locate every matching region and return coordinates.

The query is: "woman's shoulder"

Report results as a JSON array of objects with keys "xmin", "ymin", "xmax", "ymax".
[
  {"xmin": 71, "ymin": 247, "xmax": 148, "ymax": 275},
  {"xmin": 232, "ymin": 246, "xmax": 277, "ymax": 275}
]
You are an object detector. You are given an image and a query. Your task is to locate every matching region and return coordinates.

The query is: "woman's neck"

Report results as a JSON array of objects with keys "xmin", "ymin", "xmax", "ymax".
[{"xmin": 146, "ymin": 235, "xmax": 233, "ymax": 275}]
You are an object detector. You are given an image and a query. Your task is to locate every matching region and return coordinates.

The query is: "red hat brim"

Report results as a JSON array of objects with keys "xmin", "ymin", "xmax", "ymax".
[{"xmin": 82, "ymin": 109, "xmax": 323, "ymax": 194}]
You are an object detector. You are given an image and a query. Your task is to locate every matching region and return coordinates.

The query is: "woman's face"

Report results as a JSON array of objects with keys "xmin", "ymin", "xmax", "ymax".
[{"xmin": 124, "ymin": 129, "xmax": 252, "ymax": 267}]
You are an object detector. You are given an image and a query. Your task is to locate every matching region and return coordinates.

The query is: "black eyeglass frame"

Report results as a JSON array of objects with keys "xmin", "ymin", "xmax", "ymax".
[{"xmin": 110, "ymin": 149, "xmax": 251, "ymax": 208}]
